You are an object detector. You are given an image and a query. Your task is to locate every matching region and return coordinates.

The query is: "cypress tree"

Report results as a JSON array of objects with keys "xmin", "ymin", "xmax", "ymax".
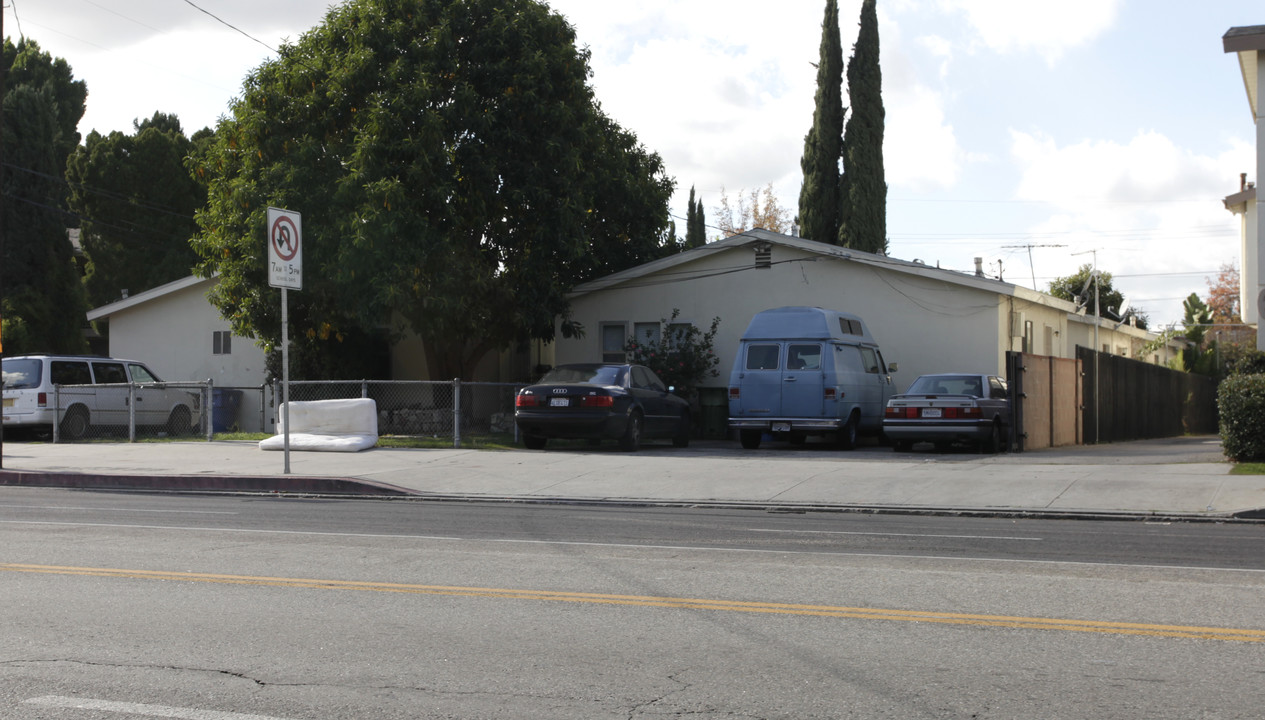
[
  {"xmin": 797, "ymin": 0, "xmax": 844, "ymax": 246},
  {"xmin": 839, "ymin": 0, "xmax": 886, "ymax": 254},
  {"xmin": 685, "ymin": 185, "xmax": 706, "ymax": 248}
]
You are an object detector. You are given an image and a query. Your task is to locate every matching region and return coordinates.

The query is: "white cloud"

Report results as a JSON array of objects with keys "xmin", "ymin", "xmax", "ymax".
[
  {"xmin": 885, "ymin": 84, "xmax": 965, "ymax": 192},
  {"xmin": 1008, "ymin": 129, "xmax": 1246, "ymax": 324},
  {"xmin": 938, "ymin": 0, "xmax": 1122, "ymax": 64}
]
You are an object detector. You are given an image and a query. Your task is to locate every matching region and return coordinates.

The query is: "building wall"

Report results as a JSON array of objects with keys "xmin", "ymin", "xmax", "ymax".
[
  {"xmin": 104, "ymin": 279, "xmax": 267, "ymax": 388},
  {"xmin": 558, "ymin": 244, "xmax": 1009, "ymax": 392}
]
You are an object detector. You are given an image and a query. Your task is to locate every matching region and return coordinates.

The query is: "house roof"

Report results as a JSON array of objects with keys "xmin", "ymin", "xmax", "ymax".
[
  {"xmin": 86, "ymin": 274, "xmax": 213, "ymax": 322},
  {"xmin": 1224, "ymin": 25, "xmax": 1265, "ymax": 121},
  {"xmin": 569, "ymin": 228, "xmax": 1064, "ymax": 308}
]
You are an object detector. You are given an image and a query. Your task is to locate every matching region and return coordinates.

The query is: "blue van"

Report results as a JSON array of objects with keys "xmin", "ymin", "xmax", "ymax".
[{"xmin": 727, "ymin": 306, "xmax": 896, "ymax": 449}]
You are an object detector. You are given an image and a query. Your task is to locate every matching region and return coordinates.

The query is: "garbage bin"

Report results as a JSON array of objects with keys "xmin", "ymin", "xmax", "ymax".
[
  {"xmin": 212, "ymin": 389, "xmax": 243, "ymax": 433},
  {"xmin": 697, "ymin": 387, "xmax": 728, "ymax": 440}
]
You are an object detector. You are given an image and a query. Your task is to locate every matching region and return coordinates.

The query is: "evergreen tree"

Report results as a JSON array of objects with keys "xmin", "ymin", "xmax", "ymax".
[
  {"xmin": 839, "ymin": 0, "xmax": 886, "ymax": 254},
  {"xmin": 685, "ymin": 185, "xmax": 707, "ymax": 248},
  {"xmin": 1, "ymin": 39, "xmax": 90, "ymax": 354},
  {"xmin": 797, "ymin": 0, "xmax": 844, "ymax": 246}
]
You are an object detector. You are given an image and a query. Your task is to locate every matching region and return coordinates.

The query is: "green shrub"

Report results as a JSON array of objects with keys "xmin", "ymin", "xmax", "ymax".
[
  {"xmin": 1219, "ymin": 374, "xmax": 1265, "ymax": 462},
  {"xmin": 624, "ymin": 309, "xmax": 721, "ymax": 399},
  {"xmin": 1232, "ymin": 350, "xmax": 1265, "ymax": 376}
]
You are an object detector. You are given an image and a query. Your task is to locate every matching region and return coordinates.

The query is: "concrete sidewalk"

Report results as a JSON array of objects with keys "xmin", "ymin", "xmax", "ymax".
[{"xmin": 1, "ymin": 434, "xmax": 1261, "ymax": 521}]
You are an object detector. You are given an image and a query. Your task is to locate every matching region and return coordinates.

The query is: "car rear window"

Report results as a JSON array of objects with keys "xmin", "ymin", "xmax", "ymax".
[
  {"xmin": 908, "ymin": 375, "xmax": 983, "ymax": 396},
  {"xmin": 2, "ymin": 359, "xmax": 43, "ymax": 389},
  {"xmin": 787, "ymin": 344, "xmax": 821, "ymax": 370},
  {"xmin": 542, "ymin": 366, "xmax": 626, "ymax": 386},
  {"xmin": 745, "ymin": 344, "xmax": 780, "ymax": 370},
  {"xmin": 50, "ymin": 361, "xmax": 92, "ymax": 386}
]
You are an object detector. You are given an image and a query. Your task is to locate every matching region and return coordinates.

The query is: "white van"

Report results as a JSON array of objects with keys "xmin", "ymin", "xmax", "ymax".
[
  {"xmin": 1, "ymin": 355, "xmax": 201, "ymax": 439},
  {"xmin": 727, "ymin": 307, "xmax": 897, "ymax": 449}
]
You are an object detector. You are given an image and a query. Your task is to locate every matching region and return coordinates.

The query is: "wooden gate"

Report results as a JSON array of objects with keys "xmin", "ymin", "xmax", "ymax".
[{"xmin": 1007, "ymin": 352, "xmax": 1082, "ymax": 451}]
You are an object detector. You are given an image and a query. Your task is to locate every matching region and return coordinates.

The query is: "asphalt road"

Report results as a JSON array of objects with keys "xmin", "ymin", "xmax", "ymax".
[{"xmin": 3, "ymin": 488, "xmax": 1264, "ymax": 719}]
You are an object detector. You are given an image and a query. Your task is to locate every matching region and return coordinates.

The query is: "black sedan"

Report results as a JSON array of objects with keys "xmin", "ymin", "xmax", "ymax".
[{"xmin": 515, "ymin": 363, "xmax": 691, "ymax": 451}]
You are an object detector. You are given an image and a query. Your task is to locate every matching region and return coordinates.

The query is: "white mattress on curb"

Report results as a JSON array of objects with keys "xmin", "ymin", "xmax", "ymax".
[{"xmin": 259, "ymin": 398, "xmax": 378, "ymax": 452}]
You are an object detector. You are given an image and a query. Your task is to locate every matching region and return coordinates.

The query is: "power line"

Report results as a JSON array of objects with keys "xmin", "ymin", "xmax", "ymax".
[{"xmin": 181, "ymin": 0, "xmax": 277, "ymax": 54}]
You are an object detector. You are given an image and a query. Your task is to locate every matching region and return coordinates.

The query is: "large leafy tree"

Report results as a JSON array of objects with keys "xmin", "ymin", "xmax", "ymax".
[
  {"xmin": 1, "ymin": 39, "xmax": 89, "ymax": 354},
  {"xmin": 191, "ymin": 0, "xmax": 673, "ymax": 380},
  {"xmin": 839, "ymin": 0, "xmax": 886, "ymax": 254},
  {"xmin": 1049, "ymin": 264, "xmax": 1125, "ymax": 318},
  {"xmin": 66, "ymin": 112, "xmax": 206, "ymax": 308},
  {"xmin": 797, "ymin": 0, "xmax": 844, "ymax": 246}
]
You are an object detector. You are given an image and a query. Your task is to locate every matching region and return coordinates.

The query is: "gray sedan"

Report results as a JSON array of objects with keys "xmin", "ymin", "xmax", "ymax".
[{"xmin": 883, "ymin": 373, "xmax": 1010, "ymax": 453}]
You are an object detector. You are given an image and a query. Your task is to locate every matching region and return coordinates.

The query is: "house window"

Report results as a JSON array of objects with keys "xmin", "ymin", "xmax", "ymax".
[
  {"xmin": 600, "ymin": 323, "xmax": 626, "ymax": 363},
  {"xmin": 633, "ymin": 322, "xmax": 660, "ymax": 347},
  {"xmin": 213, "ymin": 331, "xmax": 232, "ymax": 355}
]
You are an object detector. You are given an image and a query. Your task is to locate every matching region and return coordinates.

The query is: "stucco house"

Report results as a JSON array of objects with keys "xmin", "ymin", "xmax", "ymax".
[
  {"xmin": 554, "ymin": 229, "xmax": 1181, "ymax": 395},
  {"xmin": 1224, "ymin": 24, "xmax": 1265, "ymax": 349}
]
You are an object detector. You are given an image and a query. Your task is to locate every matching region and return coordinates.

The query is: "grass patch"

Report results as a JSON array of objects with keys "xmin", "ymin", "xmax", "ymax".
[
  {"xmin": 374, "ymin": 433, "xmax": 521, "ymax": 450},
  {"xmin": 1231, "ymin": 463, "xmax": 1265, "ymax": 475}
]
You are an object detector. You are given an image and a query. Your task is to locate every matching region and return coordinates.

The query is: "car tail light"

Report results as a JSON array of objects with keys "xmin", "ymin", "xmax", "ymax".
[
  {"xmin": 37, "ymin": 392, "xmax": 47, "ymax": 408},
  {"xmin": 885, "ymin": 407, "xmax": 916, "ymax": 419},
  {"xmin": 949, "ymin": 407, "xmax": 981, "ymax": 419},
  {"xmin": 581, "ymin": 395, "xmax": 614, "ymax": 408},
  {"xmin": 824, "ymin": 387, "xmax": 836, "ymax": 400},
  {"xmin": 729, "ymin": 387, "xmax": 740, "ymax": 400},
  {"xmin": 515, "ymin": 394, "xmax": 542, "ymax": 408}
]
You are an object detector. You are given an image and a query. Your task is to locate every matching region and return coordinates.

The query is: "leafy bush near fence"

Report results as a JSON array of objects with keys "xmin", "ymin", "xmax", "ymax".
[{"xmin": 1219, "ymin": 373, "xmax": 1265, "ymax": 462}]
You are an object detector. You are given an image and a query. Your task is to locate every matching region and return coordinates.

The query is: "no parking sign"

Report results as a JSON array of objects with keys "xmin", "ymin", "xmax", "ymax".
[{"xmin": 267, "ymin": 207, "xmax": 302, "ymax": 290}]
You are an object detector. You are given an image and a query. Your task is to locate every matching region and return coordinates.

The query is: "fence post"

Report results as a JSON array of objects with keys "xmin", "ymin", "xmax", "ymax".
[
  {"xmin": 452, "ymin": 378, "xmax": 462, "ymax": 448},
  {"xmin": 53, "ymin": 385, "xmax": 60, "ymax": 444},
  {"xmin": 128, "ymin": 383, "xmax": 137, "ymax": 442},
  {"xmin": 205, "ymin": 379, "xmax": 215, "ymax": 441},
  {"xmin": 361, "ymin": 380, "xmax": 369, "ymax": 399}
]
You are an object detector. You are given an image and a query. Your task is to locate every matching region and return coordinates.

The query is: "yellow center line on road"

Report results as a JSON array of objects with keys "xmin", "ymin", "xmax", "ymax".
[{"xmin": 5, "ymin": 562, "xmax": 1263, "ymax": 642}]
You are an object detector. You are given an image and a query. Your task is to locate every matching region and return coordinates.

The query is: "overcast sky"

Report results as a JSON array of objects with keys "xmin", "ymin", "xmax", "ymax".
[{"xmin": 12, "ymin": 0, "xmax": 1262, "ymax": 326}]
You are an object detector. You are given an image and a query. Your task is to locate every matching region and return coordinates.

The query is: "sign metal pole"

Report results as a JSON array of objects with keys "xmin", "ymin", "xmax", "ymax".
[
  {"xmin": 282, "ymin": 287, "xmax": 290, "ymax": 474},
  {"xmin": 267, "ymin": 207, "xmax": 302, "ymax": 475}
]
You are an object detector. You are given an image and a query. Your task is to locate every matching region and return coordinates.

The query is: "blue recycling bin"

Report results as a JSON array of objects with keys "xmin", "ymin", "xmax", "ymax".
[{"xmin": 212, "ymin": 389, "xmax": 243, "ymax": 432}]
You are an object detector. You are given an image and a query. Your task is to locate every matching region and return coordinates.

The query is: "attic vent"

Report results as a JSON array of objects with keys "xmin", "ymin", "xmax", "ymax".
[{"xmin": 754, "ymin": 242, "xmax": 772, "ymax": 268}]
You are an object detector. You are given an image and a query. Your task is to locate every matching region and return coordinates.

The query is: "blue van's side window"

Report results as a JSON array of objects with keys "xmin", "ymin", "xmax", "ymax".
[
  {"xmin": 787, "ymin": 344, "xmax": 821, "ymax": 370},
  {"xmin": 859, "ymin": 347, "xmax": 881, "ymax": 374},
  {"xmin": 746, "ymin": 344, "xmax": 780, "ymax": 370}
]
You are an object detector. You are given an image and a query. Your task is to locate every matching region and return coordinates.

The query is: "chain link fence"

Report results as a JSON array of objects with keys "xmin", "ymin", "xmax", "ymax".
[
  {"xmin": 42, "ymin": 379, "xmax": 524, "ymax": 448},
  {"xmin": 269, "ymin": 380, "xmax": 524, "ymax": 447},
  {"xmin": 49, "ymin": 381, "xmax": 212, "ymax": 443}
]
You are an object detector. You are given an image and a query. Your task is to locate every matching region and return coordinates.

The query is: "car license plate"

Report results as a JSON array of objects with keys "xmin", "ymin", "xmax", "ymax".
[
  {"xmin": 772, "ymin": 422, "xmax": 791, "ymax": 432},
  {"xmin": 550, "ymin": 398, "xmax": 570, "ymax": 407},
  {"xmin": 921, "ymin": 408, "xmax": 942, "ymax": 418}
]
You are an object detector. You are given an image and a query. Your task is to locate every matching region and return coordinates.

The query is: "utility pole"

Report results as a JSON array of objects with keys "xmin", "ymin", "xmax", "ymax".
[
  {"xmin": 1072, "ymin": 249, "xmax": 1100, "ymax": 444},
  {"xmin": 1002, "ymin": 243, "xmax": 1067, "ymax": 290}
]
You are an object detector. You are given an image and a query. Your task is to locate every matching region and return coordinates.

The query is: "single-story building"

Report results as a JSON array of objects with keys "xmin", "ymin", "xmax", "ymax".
[{"xmin": 554, "ymin": 229, "xmax": 1182, "ymax": 392}]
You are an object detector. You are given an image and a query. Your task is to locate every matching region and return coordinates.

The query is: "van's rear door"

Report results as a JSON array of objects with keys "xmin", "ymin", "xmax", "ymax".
[
  {"xmin": 735, "ymin": 342, "xmax": 784, "ymax": 417},
  {"xmin": 782, "ymin": 343, "xmax": 825, "ymax": 418}
]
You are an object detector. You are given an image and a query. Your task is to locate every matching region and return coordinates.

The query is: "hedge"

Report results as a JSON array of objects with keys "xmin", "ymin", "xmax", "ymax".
[{"xmin": 1219, "ymin": 373, "xmax": 1265, "ymax": 462}]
